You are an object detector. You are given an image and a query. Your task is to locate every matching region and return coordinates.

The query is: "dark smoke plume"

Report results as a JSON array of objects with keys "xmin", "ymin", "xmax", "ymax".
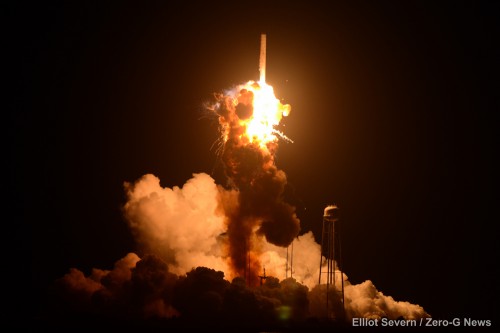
[
  {"xmin": 43, "ymin": 80, "xmax": 429, "ymax": 330},
  {"xmin": 45, "ymin": 254, "xmax": 317, "ymax": 330},
  {"xmin": 45, "ymin": 253, "xmax": 427, "ymax": 331},
  {"xmin": 211, "ymin": 84, "xmax": 300, "ymax": 283}
]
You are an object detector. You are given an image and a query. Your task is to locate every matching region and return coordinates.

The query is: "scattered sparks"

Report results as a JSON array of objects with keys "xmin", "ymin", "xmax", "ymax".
[{"xmin": 220, "ymin": 80, "xmax": 292, "ymax": 153}]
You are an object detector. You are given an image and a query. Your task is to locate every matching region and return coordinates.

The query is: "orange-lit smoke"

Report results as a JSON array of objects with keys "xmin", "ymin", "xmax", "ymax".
[
  {"xmin": 50, "ymin": 35, "xmax": 429, "ymax": 324},
  {"xmin": 123, "ymin": 173, "xmax": 230, "ymax": 277},
  {"xmin": 209, "ymin": 79, "xmax": 299, "ymax": 285}
]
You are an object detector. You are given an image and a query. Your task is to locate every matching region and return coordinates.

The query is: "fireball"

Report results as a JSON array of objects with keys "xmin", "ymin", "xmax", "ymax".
[{"xmin": 235, "ymin": 80, "xmax": 291, "ymax": 151}]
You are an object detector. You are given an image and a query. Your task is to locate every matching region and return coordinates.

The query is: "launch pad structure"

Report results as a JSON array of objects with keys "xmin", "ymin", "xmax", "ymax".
[{"xmin": 319, "ymin": 204, "xmax": 345, "ymax": 319}]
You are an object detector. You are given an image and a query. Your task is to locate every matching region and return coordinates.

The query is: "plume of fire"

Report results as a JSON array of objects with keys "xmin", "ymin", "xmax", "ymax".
[
  {"xmin": 209, "ymin": 77, "xmax": 299, "ymax": 285},
  {"xmin": 216, "ymin": 80, "xmax": 292, "ymax": 153}
]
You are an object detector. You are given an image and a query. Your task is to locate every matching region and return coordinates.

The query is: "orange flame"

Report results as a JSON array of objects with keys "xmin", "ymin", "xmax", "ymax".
[{"xmin": 230, "ymin": 80, "xmax": 291, "ymax": 152}]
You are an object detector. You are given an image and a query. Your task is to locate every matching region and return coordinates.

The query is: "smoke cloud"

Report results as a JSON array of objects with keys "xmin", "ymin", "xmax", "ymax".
[
  {"xmin": 343, "ymin": 280, "xmax": 428, "ymax": 320},
  {"xmin": 210, "ymin": 83, "xmax": 301, "ymax": 283},
  {"xmin": 123, "ymin": 173, "xmax": 229, "ymax": 277},
  {"xmin": 47, "ymin": 171, "xmax": 427, "ymax": 327},
  {"xmin": 49, "ymin": 251, "xmax": 427, "ymax": 328},
  {"xmin": 46, "ymin": 80, "xmax": 429, "ymax": 328}
]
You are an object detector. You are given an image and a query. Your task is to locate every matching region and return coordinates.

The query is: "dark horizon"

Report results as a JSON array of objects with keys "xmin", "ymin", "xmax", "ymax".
[{"xmin": 7, "ymin": 1, "xmax": 496, "ymax": 328}]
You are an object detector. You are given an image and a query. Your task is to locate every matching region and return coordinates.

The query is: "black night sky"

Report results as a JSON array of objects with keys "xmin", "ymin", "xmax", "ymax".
[{"xmin": 7, "ymin": 0, "xmax": 496, "ymax": 329}]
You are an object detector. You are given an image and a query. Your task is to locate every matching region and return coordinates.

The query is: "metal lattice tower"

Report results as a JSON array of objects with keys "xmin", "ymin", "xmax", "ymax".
[{"xmin": 318, "ymin": 204, "xmax": 345, "ymax": 319}]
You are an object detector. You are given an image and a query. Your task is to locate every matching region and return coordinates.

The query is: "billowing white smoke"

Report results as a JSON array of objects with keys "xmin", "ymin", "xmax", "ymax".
[
  {"xmin": 123, "ymin": 173, "xmax": 229, "ymax": 276},
  {"xmin": 122, "ymin": 173, "xmax": 428, "ymax": 320},
  {"xmin": 343, "ymin": 280, "xmax": 428, "ymax": 320},
  {"xmin": 260, "ymin": 231, "xmax": 322, "ymax": 289}
]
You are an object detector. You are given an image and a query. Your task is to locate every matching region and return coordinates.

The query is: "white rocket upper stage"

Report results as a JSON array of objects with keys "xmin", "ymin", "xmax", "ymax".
[{"xmin": 259, "ymin": 34, "xmax": 266, "ymax": 83}]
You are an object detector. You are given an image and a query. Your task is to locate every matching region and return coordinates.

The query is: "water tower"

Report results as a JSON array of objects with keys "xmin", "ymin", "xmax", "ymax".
[{"xmin": 318, "ymin": 204, "xmax": 345, "ymax": 318}]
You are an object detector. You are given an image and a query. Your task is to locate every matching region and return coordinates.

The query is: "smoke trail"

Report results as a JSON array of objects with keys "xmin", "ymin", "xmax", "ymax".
[{"xmin": 210, "ymin": 84, "xmax": 300, "ymax": 284}]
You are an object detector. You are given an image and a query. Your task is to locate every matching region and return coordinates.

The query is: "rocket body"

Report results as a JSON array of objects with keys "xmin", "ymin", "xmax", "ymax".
[{"xmin": 259, "ymin": 34, "xmax": 266, "ymax": 83}]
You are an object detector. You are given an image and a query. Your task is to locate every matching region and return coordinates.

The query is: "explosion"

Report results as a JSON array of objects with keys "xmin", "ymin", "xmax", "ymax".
[
  {"xmin": 211, "ymin": 79, "xmax": 299, "ymax": 284},
  {"xmin": 204, "ymin": 34, "xmax": 300, "ymax": 284},
  {"xmin": 215, "ymin": 80, "xmax": 291, "ymax": 152},
  {"xmin": 46, "ymin": 34, "xmax": 429, "ymax": 328},
  {"xmin": 116, "ymin": 34, "xmax": 301, "ymax": 287}
]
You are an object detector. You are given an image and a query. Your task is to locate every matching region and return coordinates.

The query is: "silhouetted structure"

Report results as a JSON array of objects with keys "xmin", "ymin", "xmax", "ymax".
[
  {"xmin": 258, "ymin": 267, "xmax": 267, "ymax": 286},
  {"xmin": 286, "ymin": 240, "xmax": 294, "ymax": 278},
  {"xmin": 318, "ymin": 204, "xmax": 345, "ymax": 319}
]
